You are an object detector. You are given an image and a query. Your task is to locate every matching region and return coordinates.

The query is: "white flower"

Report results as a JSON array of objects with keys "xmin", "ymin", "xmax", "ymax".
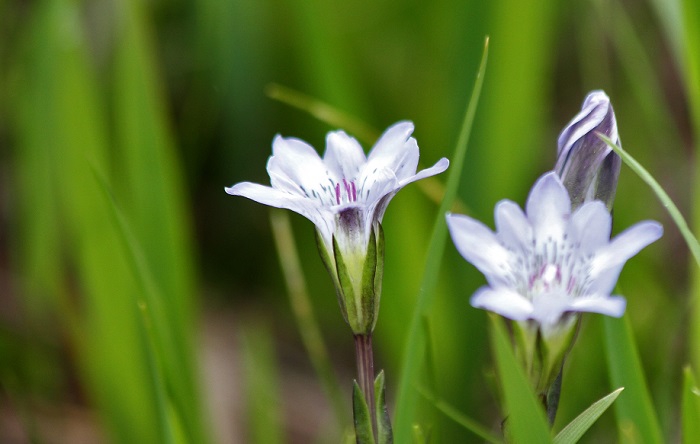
[
  {"xmin": 226, "ymin": 121, "xmax": 449, "ymax": 333},
  {"xmin": 446, "ymin": 171, "xmax": 662, "ymax": 338}
]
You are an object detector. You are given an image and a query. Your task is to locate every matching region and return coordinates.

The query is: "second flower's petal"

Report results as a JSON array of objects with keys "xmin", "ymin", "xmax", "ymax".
[
  {"xmin": 526, "ymin": 172, "xmax": 571, "ymax": 239},
  {"xmin": 570, "ymin": 201, "xmax": 612, "ymax": 254},
  {"xmin": 471, "ymin": 286, "xmax": 533, "ymax": 321},
  {"xmin": 324, "ymin": 130, "xmax": 367, "ymax": 180},
  {"xmin": 446, "ymin": 213, "xmax": 511, "ymax": 285},
  {"xmin": 495, "ymin": 200, "xmax": 532, "ymax": 249},
  {"xmin": 568, "ymin": 294, "xmax": 626, "ymax": 318},
  {"xmin": 590, "ymin": 220, "xmax": 663, "ymax": 277}
]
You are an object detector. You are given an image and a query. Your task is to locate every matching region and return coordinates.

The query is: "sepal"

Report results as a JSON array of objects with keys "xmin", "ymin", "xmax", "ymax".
[
  {"xmin": 374, "ymin": 370, "xmax": 393, "ymax": 444},
  {"xmin": 353, "ymin": 381, "xmax": 376, "ymax": 444},
  {"xmin": 324, "ymin": 223, "xmax": 385, "ymax": 335}
]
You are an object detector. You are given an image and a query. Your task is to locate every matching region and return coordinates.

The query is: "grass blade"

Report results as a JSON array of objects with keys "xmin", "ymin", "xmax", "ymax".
[
  {"xmin": 392, "ymin": 36, "xmax": 489, "ymax": 442},
  {"xmin": 600, "ymin": 135, "xmax": 700, "ymax": 267},
  {"xmin": 269, "ymin": 209, "xmax": 348, "ymax": 429},
  {"xmin": 553, "ymin": 387, "xmax": 624, "ymax": 444},
  {"xmin": 603, "ymin": 315, "xmax": 663, "ymax": 443},
  {"xmin": 490, "ymin": 316, "xmax": 551, "ymax": 443}
]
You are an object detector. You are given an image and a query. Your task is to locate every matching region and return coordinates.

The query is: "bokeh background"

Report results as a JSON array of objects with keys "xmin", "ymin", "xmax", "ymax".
[{"xmin": 0, "ymin": 0, "xmax": 697, "ymax": 442}]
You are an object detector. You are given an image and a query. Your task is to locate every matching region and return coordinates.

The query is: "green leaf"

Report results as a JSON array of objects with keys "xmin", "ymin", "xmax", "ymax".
[
  {"xmin": 15, "ymin": 2, "xmax": 168, "ymax": 441},
  {"xmin": 393, "ymin": 36, "xmax": 489, "ymax": 442},
  {"xmin": 553, "ymin": 387, "xmax": 624, "ymax": 444},
  {"xmin": 374, "ymin": 371, "xmax": 393, "ymax": 444},
  {"xmin": 682, "ymin": 367, "xmax": 700, "ymax": 443},
  {"xmin": 603, "ymin": 315, "xmax": 663, "ymax": 443},
  {"xmin": 90, "ymin": 163, "xmax": 178, "ymax": 444},
  {"xmin": 353, "ymin": 381, "xmax": 377, "ymax": 444},
  {"xmin": 490, "ymin": 316, "xmax": 551, "ymax": 443}
]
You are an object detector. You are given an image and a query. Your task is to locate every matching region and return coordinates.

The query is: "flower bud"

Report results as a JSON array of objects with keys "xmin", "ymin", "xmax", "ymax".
[{"xmin": 555, "ymin": 91, "xmax": 621, "ymax": 211}]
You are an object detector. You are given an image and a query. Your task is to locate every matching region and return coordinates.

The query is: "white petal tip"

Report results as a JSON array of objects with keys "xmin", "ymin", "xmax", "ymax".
[{"xmin": 435, "ymin": 157, "xmax": 450, "ymax": 171}]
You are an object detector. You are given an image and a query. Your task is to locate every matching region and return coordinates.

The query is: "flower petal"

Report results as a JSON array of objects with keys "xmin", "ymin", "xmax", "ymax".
[
  {"xmin": 556, "ymin": 91, "xmax": 615, "ymax": 157},
  {"xmin": 366, "ymin": 121, "xmax": 419, "ymax": 180},
  {"xmin": 495, "ymin": 200, "xmax": 532, "ymax": 250},
  {"xmin": 530, "ymin": 292, "xmax": 573, "ymax": 326},
  {"xmin": 324, "ymin": 130, "xmax": 367, "ymax": 180},
  {"xmin": 446, "ymin": 213, "xmax": 511, "ymax": 285},
  {"xmin": 568, "ymin": 294, "xmax": 626, "ymax": 318},
  {"xmin": 470, "ymin": 286, "xmax": 533, "ymax": 321},
  {"xmin": 225, "ymin": 182, "xmax": 333, "ymax": 240},
  {"xmin": 590, "ymin": 220, "xmax": 663, "ymax": 277},
  {"xmin": 570, "ymin": 200, "xmax": 612, "ymax": 254},
  {"xmin": 398, "ymin": 157, "xmax": 450, "ymax": 187},
  {"xmin": 526, "ymin": 172, "xmax": 571, "ymax": 239},
  {"xmin": 268, "ymin": 136, "xmax": 337, "ymax": 200}
]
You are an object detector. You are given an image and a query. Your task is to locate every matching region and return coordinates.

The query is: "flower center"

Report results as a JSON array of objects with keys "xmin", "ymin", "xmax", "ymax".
[
  {"xmin": 515, "ymin": 236, "xmax": 588, "ymax": 301},
  {"xmin": 335, "ymin": 179, "xmax": 357, "ymax": 205}
]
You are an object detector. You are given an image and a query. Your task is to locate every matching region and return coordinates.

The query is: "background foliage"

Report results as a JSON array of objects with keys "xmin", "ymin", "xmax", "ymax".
[{"xmin": 0, "ymin": 0, "xmax": 697, "ymax": 442}]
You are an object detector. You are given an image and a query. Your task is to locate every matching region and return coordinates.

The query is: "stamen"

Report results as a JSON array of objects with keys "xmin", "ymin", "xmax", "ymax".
[{"xmin": 343, "ymin": 179, "xmax": 352, "ymax": 201}]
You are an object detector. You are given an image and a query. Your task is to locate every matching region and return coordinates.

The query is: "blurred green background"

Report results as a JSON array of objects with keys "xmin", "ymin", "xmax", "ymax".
[{"xmin": 0, "ymin": 0, "xmax": 696, "ymax": 442}]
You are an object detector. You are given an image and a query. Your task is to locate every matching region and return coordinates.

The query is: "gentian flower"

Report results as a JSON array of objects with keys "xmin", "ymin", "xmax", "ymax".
[
  {"xmin": 446, "ymin": 172, "xmax": 662, "ymax": 394},
  {"xmin": 227, "ymin": 121, "xmax": 449, "ymax": 334},
  {"xmin": 555, "ymin": 90, "xmax": 621, "ymax": 211}
]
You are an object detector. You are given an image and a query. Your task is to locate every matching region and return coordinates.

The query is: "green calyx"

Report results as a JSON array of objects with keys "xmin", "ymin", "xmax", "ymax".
[
  {"xmin": 513, "ymin": 316, "xmax": 579, "ymax": 399},
  {"xmin": 316, "ymin": 223, "xmax": 385, "ymax": 335}
]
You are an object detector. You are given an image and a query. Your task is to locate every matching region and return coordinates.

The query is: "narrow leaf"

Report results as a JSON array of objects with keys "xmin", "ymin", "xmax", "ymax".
[
  {"xmin": 91, "ymin": 164, "xmax": 176, "ymax": 444},
  {"xmin": 603, "ymin": 315, "xmax": 663, "ymax": 443},
  {"xmin": 600, "ymin": 134, "xmax": 700, "ymax": 267},
  {"xmin": 374, "ymin": 371, "xmax": 393, "ymax": 444},
  {"xmin": 393, "ymin": 36, "xmax": 489, "ymax": 442},
  {"xmin": 490, "ymin": 316, "xmax": 551, "ymax": 443},
  {"xmin": 354, "ymin": 381, "xmax": 377, "ymax": 444},
  {"xmin": 553, "ymin": 387, "xmax": 624, "ymax": 444}
]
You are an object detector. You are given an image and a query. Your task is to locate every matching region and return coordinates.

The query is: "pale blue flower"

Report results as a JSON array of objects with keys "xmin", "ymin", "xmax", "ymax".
[
  {"xmin": 227, "ymin": 121, "xmax": 449, "ymax": 333},
  {"xmin": 447, "ymin": 171, "xmax": 662, "ymax": 337}
]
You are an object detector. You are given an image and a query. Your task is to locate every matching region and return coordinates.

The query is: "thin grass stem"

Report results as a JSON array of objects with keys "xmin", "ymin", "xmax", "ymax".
[{"xmin": 269, "ymin": 209, "xmax": 349, "ymax": 429}]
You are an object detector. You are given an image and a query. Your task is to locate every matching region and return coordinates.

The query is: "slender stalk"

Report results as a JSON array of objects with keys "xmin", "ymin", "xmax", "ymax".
[{"xmin": 354, "ymin": 334, "xmax": 377, "ymax": 442}]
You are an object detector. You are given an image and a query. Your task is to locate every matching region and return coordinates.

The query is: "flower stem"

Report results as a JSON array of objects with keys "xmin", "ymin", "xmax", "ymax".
[{"xmin": 354, "ymin": 334, "xmax": 377, "ymax": 442}]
